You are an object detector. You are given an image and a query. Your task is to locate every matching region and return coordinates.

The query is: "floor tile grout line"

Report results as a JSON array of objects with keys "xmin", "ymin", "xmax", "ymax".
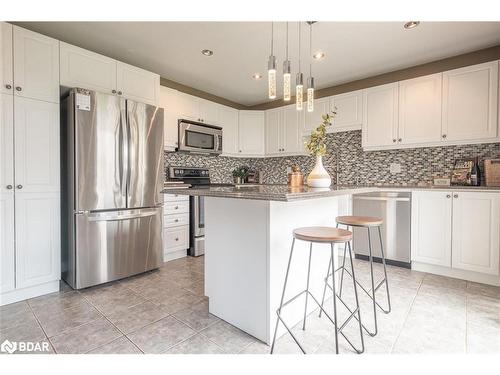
[
  {"xmin": 465, "ymin": 294, "xmax": 468, "ymax": 354},
  {"xmin": 389, "ymin": 273, "xmax": 424, "ymax": 354},
  {"xmin": 25, "ymin": 299, "xmax": 57, "ymax": 354}
]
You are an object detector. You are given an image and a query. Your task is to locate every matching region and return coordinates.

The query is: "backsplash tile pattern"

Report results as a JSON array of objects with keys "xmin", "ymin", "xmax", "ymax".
[{"xmin": 165, "ymin": 130, "xmax": 500, "ymax": 185}]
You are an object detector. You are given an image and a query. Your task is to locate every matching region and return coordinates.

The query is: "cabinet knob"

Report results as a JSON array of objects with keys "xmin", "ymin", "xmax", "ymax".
[
  {"xmin": 16, "ymin": 184, "xmax": 23, "ymax": 189},
  {"xmin": 15, "ymin": 86, "xmax": 22, "ymax": 91},
  {"xmin": 174, "ymin": 219, "xmax": 179, "ymax": 222},
  {"xmin": 112, "ymin": 89, "xmax": 117, "ymax": 94},
  {"xmin": 446, "ymin": 194, "xmax": 451, "ymax": 198},
  {"xmin": 5, "ymin": 84, "xmax": 12, "ymax": 90},
  {"xmin": 117, "ymin": 91, "xmax": 122, "ymax": 95},
  {"xmin": 239, "ymin": 150, "xmax": 242, "ymax": 153},
  {"xmin": 442, "ymin": 134, "xmax": 447, "ymax": 139},
  {"xmin": 392, "ymin": 139, "xmax": 396, "ymax": 143},
  {"xmin": 453, "ymin": 194, "xmax": 458, "ymax": 198},
  {"xmin": 175, "ymin": 237, "xmax": 179, "ymax": 241},
  {"xmin": 398, "ymin": 138, "xmax": 402, "ymax": 142},
  {"xmin": 174, "ymin": 205, "xmax": 179, "ymax": 209},
  {"xmin": 6, "ymin": 185, "xmax": 13, "ymax": 189}
]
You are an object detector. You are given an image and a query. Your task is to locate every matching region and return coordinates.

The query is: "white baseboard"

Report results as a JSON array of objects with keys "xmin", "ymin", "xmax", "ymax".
[
  {"xmin": 0, "ymin": 280, "xmax": 61, "ymax": 306},
  {"xmin": 412, "ymin": 262, "xmax": 500, "ymax": 287},
  {"xmin": 163, "ymin": 249, "xmax": 187, "ymax": 262}
]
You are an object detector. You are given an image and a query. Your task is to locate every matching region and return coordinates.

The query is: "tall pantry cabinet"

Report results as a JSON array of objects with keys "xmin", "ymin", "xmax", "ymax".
[{"xmin": 1, "ymin": 23, "xmax": 60, "ymax": 305}]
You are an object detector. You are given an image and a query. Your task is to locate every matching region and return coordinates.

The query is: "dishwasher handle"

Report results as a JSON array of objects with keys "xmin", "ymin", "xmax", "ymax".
[{"xmin": 353, "ymin": 196, "xmax": 411, "ymax": 202}]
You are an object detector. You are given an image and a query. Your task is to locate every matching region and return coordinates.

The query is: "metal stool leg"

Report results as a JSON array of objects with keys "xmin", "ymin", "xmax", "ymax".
[
  {"xmin": 378, "ymin": 226, "xmax": 392, "ymax": 314},
  {"xmin": 270, "ymin": 238, "xmax": 299, "ymax": 354},
  {"xmin": 302, "ymin": 242, "xmax": 313, "ymax": 330},
  {"xmin": 318, "ymin": 255, "xmax": 331, "ymax": 319},
  {"xmin": 367, "ymin": 226, "xmax": 378, "ymax": 337},
  {"xmin": 347, "ymin": 241, "xmax": 364, "ymax": 353},
  {"xmin": 330, "ymin": 243, "xmax": 339, "ymax": 354}
]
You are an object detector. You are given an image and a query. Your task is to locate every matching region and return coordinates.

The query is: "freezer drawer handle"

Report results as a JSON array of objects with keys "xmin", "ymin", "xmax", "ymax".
[
  {"xmin": 353, "ymin": 196, "xmax": 410, "ymax": 202},
  {"xmin": 86, "ymin": 209, "xmax": 158, "ymax": 222}
]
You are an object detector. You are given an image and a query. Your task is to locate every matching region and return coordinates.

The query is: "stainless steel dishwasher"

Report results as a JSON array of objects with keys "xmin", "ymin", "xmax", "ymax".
[{"xmin": 352, "ymin": 191, "xmax": 411, "ymax": 268}]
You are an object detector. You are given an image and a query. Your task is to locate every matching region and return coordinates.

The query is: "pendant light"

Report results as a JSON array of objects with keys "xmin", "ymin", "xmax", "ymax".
[
  {"xmin": 307, "ymin": 21, "xmax": 315, "ymax": 112},
  {"xmin": 296, "ymin": 22, "xmax": 304, "ymax": 111},
  {"xmin": 283, "ymin": 22, "xmax": 291, "ymax": 101},
  {"xmin": 268, "ymin": 22, "xmax": 277, "ymax": 100}
]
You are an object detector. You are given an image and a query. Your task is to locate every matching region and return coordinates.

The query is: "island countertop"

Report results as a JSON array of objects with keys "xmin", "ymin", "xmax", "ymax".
[{"xmin": 162, "ymin": 183, "xmax": 500, "ymax": 202}]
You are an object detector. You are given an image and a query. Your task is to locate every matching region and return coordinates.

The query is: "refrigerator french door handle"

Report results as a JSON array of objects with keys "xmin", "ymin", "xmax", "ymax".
[{"xmin": 120, "ymin": 99, "xmax": 129, "ymax": 200}]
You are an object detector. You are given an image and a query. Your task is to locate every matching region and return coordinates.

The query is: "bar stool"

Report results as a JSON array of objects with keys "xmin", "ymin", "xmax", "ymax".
[
  {"xmin": 270, "ymin": 227, "xmax": 364, "ymax": 354},
  {"xmin": 320, "ymin": 216, "xmax": 391, "ymax": 337}
]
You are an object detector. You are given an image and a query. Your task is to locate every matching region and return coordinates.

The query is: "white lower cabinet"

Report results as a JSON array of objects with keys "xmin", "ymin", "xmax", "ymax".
[
  {"xmin": 412, "ymin": 191, "xmax": 500, "ymax": 279},
  {"xmin": 0, "ymin": 193, "xmax": 15, "ymax": 293},
  {"xmin": 163, "ymin": 194, "xmax": 189, "ymax": 262}
]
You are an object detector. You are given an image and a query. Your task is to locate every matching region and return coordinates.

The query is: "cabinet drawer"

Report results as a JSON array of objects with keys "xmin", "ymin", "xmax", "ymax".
[
  {"xmin": 164, "ymin": 213, "xmax": 189, "ymax": 228},
  {"xmin": 164, "ymin": 225, "xmax": 189, "ymax": 252},
  {"xmin": 164, "ymin": 194, "xmax": 190, "ymax": 203},
  {"xmin": 164, "ymin": 200, "xmax": 189, "ymax": 215}
]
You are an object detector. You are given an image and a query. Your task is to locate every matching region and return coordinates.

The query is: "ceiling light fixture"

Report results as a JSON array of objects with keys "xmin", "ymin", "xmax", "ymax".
[
  {"xmin": 268, "ymin": 22, "xmax": 277, "ymax": 100},
  {"xmin": 313, "ymin": 51, "xmax": 325, "ymax": 60},
  {"xmin": 404, "ymin": 21, "xmax": 420, "ymax": 30},
  {"xmin": 296, "ymin": 22, "xmax": 304, "ymax": 111},
  {"xmin": 306, "ymin": 21, "xmax": 315, "ymax": 113},
  {"xmin": 283, "ymin": 22, "xmax": 291, "ymax": 102},
  {"xmin": 201, "ymin": 49, "xmax": 213, "ymax": 56},
  {"xmin": 252, "ymin": 73, "xmax": 262, "ymax": 80}
]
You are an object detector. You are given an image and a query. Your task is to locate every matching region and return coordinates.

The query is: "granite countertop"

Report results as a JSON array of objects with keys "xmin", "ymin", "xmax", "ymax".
[{"xmin": 162, "ymin": 183, "xmax": 500, "ymax": 202}]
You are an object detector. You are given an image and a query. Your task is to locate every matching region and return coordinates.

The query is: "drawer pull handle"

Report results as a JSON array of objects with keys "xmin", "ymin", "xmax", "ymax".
[
  {"xmin": 174, "ymin": 219, "xmax": 179, "ymax": 222},
  {"xmin": 174, "ymin": 206, "xmax": 179, "ymax": 209}
]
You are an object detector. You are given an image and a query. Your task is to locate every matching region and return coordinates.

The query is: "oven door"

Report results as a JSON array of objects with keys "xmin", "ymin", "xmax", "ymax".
[{"xmin": 178, "ymin": 120, "xmax": 221, "ymax": 154}]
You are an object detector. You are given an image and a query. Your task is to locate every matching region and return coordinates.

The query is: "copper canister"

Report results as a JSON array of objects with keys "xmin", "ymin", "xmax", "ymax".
[{"xmin": 288, "ymin": 165, "xmax": 304, "ymax": 187}]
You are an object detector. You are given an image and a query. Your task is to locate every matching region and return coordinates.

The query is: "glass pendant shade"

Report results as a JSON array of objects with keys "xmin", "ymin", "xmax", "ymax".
[
  {"xmin": 307, "ymin": 76, "xmax": 314, "ymax": 112},
  {"xmin": 296, "ymin": 72, "xmax": 304, "ymax": 111},
  {"xmin": 268, "ymin": 55, "xmax": 277, "ymax": 100},
  {"xmin": 283, "ymin": 60, "xmax": 291, "ymax": 101}
]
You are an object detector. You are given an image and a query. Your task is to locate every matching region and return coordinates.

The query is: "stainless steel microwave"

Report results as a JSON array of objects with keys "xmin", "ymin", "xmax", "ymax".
[{"xmin": 178, "ymin": 119, "xmax": 223, "ymax": 155}]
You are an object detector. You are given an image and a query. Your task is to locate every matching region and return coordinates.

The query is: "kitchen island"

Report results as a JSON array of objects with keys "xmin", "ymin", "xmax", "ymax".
[{"xmin": 164, "ymin": 185, "xmax": 370, "ymax": 344}]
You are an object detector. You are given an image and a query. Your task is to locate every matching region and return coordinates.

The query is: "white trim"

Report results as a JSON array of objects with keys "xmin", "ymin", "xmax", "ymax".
[
  {"xmin": 163, "ymin": 249, "xmax": 187, "ymax": 262},
  {"xmin": 0, "ymin": 280, "xmax": 60, "ymax": 306},
  {"xmin": 412, "ymin": 261, "xmax": 500, "ymax": 287}
]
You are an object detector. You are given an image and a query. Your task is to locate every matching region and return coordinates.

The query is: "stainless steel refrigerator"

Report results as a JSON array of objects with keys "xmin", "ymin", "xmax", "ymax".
[{"xmin": 61, "ymin": 88, "xmax": 164, "ymax": 289}]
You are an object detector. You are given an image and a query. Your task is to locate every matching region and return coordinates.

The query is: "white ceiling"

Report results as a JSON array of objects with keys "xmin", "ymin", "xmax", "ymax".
[{"xmin": 16, "ymin": 21, "xmax": 500, "ymax": 106}]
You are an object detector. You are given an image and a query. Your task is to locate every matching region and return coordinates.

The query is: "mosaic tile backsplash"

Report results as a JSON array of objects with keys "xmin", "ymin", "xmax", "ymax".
[{"xmin": 165, "ymin": 130, "xmax": 500, "ymax": 185}]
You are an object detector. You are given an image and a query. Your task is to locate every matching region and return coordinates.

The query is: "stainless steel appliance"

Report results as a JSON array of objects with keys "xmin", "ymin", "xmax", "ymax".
[
  {"xmin": 168, "ymin": 167, "xmax": 232, "ymax": 256},
  {"xmin": 61, "ymin": 88, "xmax": 164, "ymax": 289},
  {"xmin": 178, "ymin": 119, "xmax": 222, "ymax": 155},
  {"xmin": 352, "ymin": 191, "xmax": 411, "ymax": 268}
]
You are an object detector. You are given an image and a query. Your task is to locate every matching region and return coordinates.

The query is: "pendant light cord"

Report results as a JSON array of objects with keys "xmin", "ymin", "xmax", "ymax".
[
  {"xmin": 298, "ymin": 22, "xmax": 301, "ymax": 72},
  {"xmin": 270, "ymin": 22, "xmax": 274, "ymax": 55},
  {"xmin": 309, "ymin": 22, "xmax": 312, "ymax": 77},
  {"xmin": 286, "ymin": 22, "xmax": 289, "ymax": 59}
]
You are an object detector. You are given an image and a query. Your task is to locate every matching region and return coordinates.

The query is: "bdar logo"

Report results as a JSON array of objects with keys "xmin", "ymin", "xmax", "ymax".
[{"xmin": 1, "ymin": 339, "xmax": 17, "ymax": 354}]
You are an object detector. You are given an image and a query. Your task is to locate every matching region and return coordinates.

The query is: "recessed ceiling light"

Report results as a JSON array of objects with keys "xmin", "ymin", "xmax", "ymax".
[
  {"xmin": 404, "ymin": 21, "xmax": 420, "ymax": 30},
  {"xmin": 313, "ymin": 51, "xmax": 325, "ymax": 60},
  {"xmin": 201, "ymin": 49, "xmax": 214, "ymax": 56},
  {"xmin": 252, "ymin": 73, "xmax": 262, "ymax": 80}
]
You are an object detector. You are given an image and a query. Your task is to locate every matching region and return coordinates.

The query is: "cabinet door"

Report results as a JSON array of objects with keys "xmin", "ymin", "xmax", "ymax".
[
  {"xmin": 15, "ymin": 192, "xmax": 60, "ymax": 288},
  {"xmin": 331, "ymin": 90, "xmax": 363, "ymax": 131},
  {"xmin": 14, "ymin": 97, "xmax": 60, "ymax": 193},
  {"xmin": 218, "ymin": 105, "xmax": 239, "ymax": 156},
  {"xmin": 304, "ymin": 97, "xmax": 330, "ymax": 134},
  {"xmin": 411, "ymin": 191, "xmax": 452, "ymax": 266},
  {"xmin": 2, "ymin": 23, "xmax": 13, "ymax": 95},
  {"xmin": 1, "ymin": 94, "xmax": 14, "ymax": 194},
  {"xmin": 13, "ymin": 26, "xmax": 59, "ymax": 103},
  {"xmin": 0, "ymin": 192, "xmax": 15, "ymax": 293},
  {"xmin": 159, "ymin": 86, "xmax": 179, "ymax": 150},
  {"xmin": 199, "ymin": 98, "xmax": 219, "ymax": 124},
  {"xmin": 362, "ymin": 83, "xmax": 399, "ymax": 149},
  {"xmin": 176, "ymin": 92, "xmax": 199, "ymax": 121},
  {"xmin": 442, "ymin": 61, "xmax": 498, "ymax": 141},
  {"xmin": 265, "ymin": 108, "xmax": 281, "ymax": 156},
  {"xmin": 399, "ymin": 74, "xmax": 443, "ymax": 145},
  {"xmin": 282, "ymin": 105, "xmax": 304, "ymax": 154},
  {"xmin": 451, "ymin": 192, "xmax": 500, "ymax": 275},
  {"xmin": 116, "ymin": 62, "xmax": 159, "ymax": 105},
  {"xmin": 238, "ymin": 111, "xmax": 265, "ymax": 156},
  {"xmin": 60, "ymin": 42, "xmax": 117, "ymax": 95}
]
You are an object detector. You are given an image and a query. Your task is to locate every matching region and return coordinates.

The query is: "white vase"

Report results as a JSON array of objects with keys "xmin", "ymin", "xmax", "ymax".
[{"xmin": 307, "ymin": 155, "xmax": 332, "ymax": 188}]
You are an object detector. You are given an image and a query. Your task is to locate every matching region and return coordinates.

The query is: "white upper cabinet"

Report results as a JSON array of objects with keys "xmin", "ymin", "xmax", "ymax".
[
  {"xmin": 304, "ymin": 97, "xmax": 329, "ymax": 134},
  {"xmin": 265, "ymin": 108, "xmax": 281, "ymax": 156},
  {"xmin": 116, "ymin": 61, "xmax": 159, "ymax": 105},
  {"xmin": 442, "ymin": 61, "xmax": 499, "ymax": 142},
  {"xmin": 331, "ymin": 90, "xmax": 363, "ymax": 132},
  {"xmin": 282, "ymin": 104, "xmax": 305, "ymax": 154},
  {"xmin": 411, "ymin": 191, "xmax": 453, "ymax": 267},
  {"xmin": 12, "ymin": 26, "xmax": 59, "ymax": 103},
  {"xmin": 176, "ymin": 92, "xmax": 199, "ymax": 122},
  {"xmin": 60, "ymin": 42, "xmax": 117, "ymax": 95},
  {"xmin": 238, "ymin": 110, "xmax": 265, "ymax": 156},
  {"xmin": 218, "ymin": 105, "xmax": 239, "ymax": 156},
  {"xmin": 198, "ymin": 98, "xmax": 219, "ymax": 124},
  {"xmin": 2, "ymin": 23, "xmax": 13, "ymax": 95},
  {"xmin": 1, "ymin": 94, "xmax": 14, "ymax": 193},
  {"xmin": 398, "ymin": 73, "xmax": 443, "ymax": 145},
  {"xmin": 159, "ymin": 86, "xmax": 179, "ymax": 150},
  {"xmin": 362, "ymin": 82, "xmax": 399, "ymax": 149},
  {"xmin": 451, "ymin": 192, "xmax": 500, "ymax": 275},
  {"xmin": 14, "ymin": 97, "xmax": 60, "ymax": 193}
]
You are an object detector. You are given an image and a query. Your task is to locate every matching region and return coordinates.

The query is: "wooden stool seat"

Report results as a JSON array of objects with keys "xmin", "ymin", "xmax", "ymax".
[
  {"xmin": 293, "ymin": 226, "xmax": 352, "ymax": 243},
  {"xmin": 336, "ymin": 215, "xmax": 383, "ymax": 227}
]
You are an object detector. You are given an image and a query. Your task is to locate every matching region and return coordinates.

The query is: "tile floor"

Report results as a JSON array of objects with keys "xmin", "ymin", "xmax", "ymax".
[{"xmin": 1, "ymin": 255, "xmax": 500, "ymax": 354}]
